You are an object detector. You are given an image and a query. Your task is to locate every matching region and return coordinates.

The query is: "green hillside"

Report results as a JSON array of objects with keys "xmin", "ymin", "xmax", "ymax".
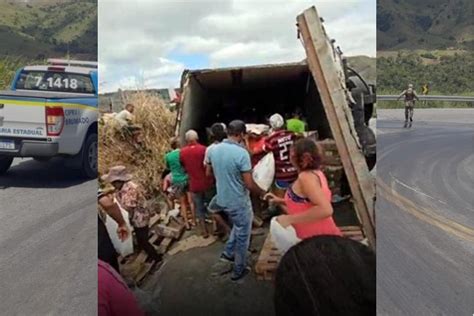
[
  {"xmin": 347, "ymin": 55, "xmax": 376, "ymax": 85},
  {"xmin": 0, "ymin": 57, "xmax": 24, "ymax": 89},
  {"xmin": 377, "ymin": 0, "xmax": 474, "ymax": 50},
  {"xmin": 0, "ymin": 0, "xmax": 97, "ymax": 60},
  {"xmin": 377, "ymin": 51, "xmax": 474, "ymax": 108},
  {"xmin": 378, "ymin": 51, "xmax": 474, "ymax": 94}
]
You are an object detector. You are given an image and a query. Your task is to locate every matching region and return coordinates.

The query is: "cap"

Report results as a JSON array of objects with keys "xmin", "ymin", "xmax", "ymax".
[{"xmin": 269, "ymin": 113, "xmax": 284, "ymax": 129}]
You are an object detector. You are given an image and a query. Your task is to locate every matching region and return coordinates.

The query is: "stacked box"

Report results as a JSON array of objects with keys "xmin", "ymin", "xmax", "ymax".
[
  {"xmin": 303, "ymin": 130, "xmax": 319, "ymax": 142},
  {"xmin": 322, "ymin": 165, "xmax": 344, "ymax": 196},
  {"xmin": 317, "ymin": 139, "xmax": 342, "ymax": 166}
]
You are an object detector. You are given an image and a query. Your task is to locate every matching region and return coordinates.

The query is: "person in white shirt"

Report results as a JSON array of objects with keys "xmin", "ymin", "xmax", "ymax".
[{"xmin": 115, "ymin": 103, "xmax": 135, "ymax": 127}]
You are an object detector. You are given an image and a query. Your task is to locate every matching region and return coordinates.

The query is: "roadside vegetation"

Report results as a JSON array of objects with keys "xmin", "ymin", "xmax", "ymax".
[
  {"xmin": 377, "ymin": 51, "xmax": 474, "ymax": 108},
  {"xmin": 378, "ymin": 100, "xmax": 473, "ymax": 109},
  {"xmin": 0, "ymin": 57, "xmax": 27, "ymax": 89},
  {"xmin": 99, "ymin": 92, "xmax": 175, "ymax": 198}
]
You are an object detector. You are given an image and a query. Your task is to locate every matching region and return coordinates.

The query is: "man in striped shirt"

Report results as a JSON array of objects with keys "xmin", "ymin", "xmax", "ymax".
[{"xmin": 264, "ymin": 113, "xmax": 298, "ymax": 196}]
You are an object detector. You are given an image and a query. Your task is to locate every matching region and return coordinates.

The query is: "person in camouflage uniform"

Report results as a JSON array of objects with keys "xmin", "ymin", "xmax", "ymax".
[{"xmin": 397, "ymin": 84, "xmax": 419, "ymax": 123}]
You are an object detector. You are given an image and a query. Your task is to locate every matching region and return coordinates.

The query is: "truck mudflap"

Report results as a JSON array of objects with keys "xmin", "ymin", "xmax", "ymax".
[{"xmin": 297, "ymin": 6, "xmax": 376, "ymax": 249}]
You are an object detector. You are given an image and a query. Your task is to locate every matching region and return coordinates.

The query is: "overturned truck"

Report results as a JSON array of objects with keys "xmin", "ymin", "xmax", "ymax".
[{"xmin": 176, "ymin": 7, "xmax": 376, "ymax": 249}]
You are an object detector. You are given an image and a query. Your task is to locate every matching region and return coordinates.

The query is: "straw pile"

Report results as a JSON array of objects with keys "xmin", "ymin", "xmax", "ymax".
[{"xmin": 99, "ymin": 91, "xmax": 176, "ymax": 197}]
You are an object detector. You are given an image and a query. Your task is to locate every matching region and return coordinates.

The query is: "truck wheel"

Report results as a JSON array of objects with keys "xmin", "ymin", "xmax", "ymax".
[
  {"xmin": 81, "ymin": 133, "xmax": 98, "ymax": 179},
  {"xmin": 0, "ymin": 156, "xmax": 13, "ymax": 175},
  {"xmin": 365, "ymin": 153, "xmax": 376, "ymax": 171}
]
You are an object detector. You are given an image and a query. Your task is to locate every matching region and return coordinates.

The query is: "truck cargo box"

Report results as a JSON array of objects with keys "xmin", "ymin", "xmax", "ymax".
[{"xmin": 177, "ymin": 6, "xmax": 376, "ymax": 249}]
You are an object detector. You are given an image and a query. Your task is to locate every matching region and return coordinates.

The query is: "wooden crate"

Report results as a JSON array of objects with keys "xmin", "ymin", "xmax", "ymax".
[
  {"xmin": 254, "ymin": 226, "xmax": 366, "ymax": 281},
  {"xmin": 322, "ymin": 165, "xmax": 344, "ymax": 192},
  {"xmin": 317, "ymin": 139, "xmax": 342, "ymax": 166},
  {"xmin": 120, "ymin": 219, "xmax": 183, "ymax": 285},
  {"xmin": 340, "ymin": 225, "xmax": 365, "ymax": 242},
  {"xmin": 119, "ymin": 231, "xmax": 165, "ymax": 286}
]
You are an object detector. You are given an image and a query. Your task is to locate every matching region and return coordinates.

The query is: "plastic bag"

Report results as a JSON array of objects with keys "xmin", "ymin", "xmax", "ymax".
[
  {"xmin": 252, "ymin": 152, "xmax": 275, "ymax": 191},
  {"xmin": 270, "ymin": 217, "xmax": 301, "ymax": 254},
  {"xmin": 105, "ymin": 201, "xmax": 134, "ymax": 257},
  {"xmin": 168, "ymin": 208, "xmax": 180, "ymax": 218}
]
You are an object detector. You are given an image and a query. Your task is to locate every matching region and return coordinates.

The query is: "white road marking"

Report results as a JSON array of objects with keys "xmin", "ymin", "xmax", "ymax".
[{"xmin": 389, "ymin": 171, "xmax": 449, "ymax": 207}]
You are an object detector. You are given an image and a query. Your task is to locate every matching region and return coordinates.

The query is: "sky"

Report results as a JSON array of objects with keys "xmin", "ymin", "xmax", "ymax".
[{"xmin": 99, "ymin": 0, "xmax": 376, "ymax": 93}]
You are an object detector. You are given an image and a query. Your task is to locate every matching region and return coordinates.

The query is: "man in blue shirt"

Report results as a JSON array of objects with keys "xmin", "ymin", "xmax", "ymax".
[{"xmin": 208, "ymin": 120, "xmax": 265, "ymax": 281}]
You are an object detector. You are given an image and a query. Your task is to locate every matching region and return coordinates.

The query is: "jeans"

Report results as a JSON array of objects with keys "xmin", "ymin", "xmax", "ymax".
[{"xmin": 222, "ymin": 201, "xmax": 253, "ymax": 275}]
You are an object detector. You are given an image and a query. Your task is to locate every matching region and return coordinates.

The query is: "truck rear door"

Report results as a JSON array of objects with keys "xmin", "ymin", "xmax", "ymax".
[
  {"xmin": 297, "ymin": 6, "xmax": 376, "ymax": 249},
  {"xmin": 0, "ymin": 92, "xmax": 47, "ymax": 150}
]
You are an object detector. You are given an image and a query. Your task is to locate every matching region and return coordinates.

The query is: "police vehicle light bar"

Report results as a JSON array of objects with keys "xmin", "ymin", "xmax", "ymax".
[{"xmin": 47, "ymin": 59, "xmax": 98, "ymax": 69}]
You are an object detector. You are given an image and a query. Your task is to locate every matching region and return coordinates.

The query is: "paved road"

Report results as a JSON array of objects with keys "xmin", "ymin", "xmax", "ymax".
[
  {"xmin": 0, "ymin": 158, "xmax": 96, "ymax": 315},
  {"xmin": 377, "ymin": 109, "xmax": 474, "ymax": 315}
]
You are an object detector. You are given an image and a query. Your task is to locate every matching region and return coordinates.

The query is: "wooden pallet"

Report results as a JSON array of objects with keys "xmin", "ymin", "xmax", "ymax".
[
  {"xmin": 340, "ymin": 225, "xmax": 365, "ymax": 242},
  {"xmin": 119, "ymin": 231, "xmax": 164, "ymax": 285},
  {"xmin": 254, "ymin": 226, "xmax": 366, "ymax": 281},
  {"xmin": 255, "ymin": 233, "xmax": 280, "ymax": 281},
  {"xmin": 120, "ymin": 219, "xmax": 184, "ymax": 285}
]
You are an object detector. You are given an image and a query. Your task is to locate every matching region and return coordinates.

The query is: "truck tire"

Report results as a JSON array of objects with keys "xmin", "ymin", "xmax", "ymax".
[
  {"xmin": 80, "ymin": 133, "xmax": 98, "ymax": 179},
  {"xmin": 0, "ymin": 156, "xmax": 13, "ymax": 175}
]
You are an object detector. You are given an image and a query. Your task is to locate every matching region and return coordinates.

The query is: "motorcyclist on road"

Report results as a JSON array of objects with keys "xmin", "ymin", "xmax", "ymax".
[{"xmin": 397, "ymin": 84, "xmax": 419, "ymax": 123}]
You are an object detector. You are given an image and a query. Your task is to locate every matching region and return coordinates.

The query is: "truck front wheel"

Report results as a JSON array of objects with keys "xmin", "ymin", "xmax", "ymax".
[
  {"xmin": 0, "ymin": 156, "xmax": 13, "ymax": 175},
  {"xmin": 81, "ymin": 133, "xmax": 98, "ymax": 179}
]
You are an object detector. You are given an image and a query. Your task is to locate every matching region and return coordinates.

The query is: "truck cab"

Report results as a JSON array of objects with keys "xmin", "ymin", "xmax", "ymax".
[{"xmin": 0, "ymin": 59, "xmax": 98, "ymax": 178}]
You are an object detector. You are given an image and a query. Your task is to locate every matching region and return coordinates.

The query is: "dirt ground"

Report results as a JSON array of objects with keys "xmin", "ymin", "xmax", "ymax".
[
  {"xmin": 130, "ymin": 199, "xmax": 359, "ymax": 315},
  {"xmin": 134, "ymin": 229, "xmax": 275, "ymax": 316}
]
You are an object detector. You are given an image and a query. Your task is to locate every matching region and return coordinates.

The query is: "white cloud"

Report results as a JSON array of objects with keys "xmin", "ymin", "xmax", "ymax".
[
  {"xmin": 99, "ymin": 0, "xmax": 375, "ymax": 92},
  {"xmin": 170, "ymin": 36, "xmax": 222, "ymax": 54},
  {"xmin": 209, "ymin": 41, "xmax": 304, "ymax": 67}
]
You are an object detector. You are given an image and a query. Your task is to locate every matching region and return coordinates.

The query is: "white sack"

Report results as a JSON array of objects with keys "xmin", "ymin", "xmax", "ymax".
[
  {"xmin": 105, "ymin": 201, "xmax": 134, "ymax": 257},
  {"xmin": 270, "ymin": 217, "xmax": 301, "ymax": 254},
  {"xmin": 252, "ymin": 152, "xmax": 275, "ymax": 191}
]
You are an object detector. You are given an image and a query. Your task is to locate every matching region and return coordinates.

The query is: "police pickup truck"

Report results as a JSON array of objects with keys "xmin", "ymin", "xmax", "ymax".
[{"xmin": 0, "ymin": 59, "xmax": 98, "ymax": 178}]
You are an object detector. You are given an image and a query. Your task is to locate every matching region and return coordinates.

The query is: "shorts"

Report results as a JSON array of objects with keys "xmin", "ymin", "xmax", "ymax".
[
  {"xmin": 169, "ymin": 182, "xmax": 188, "ymax": 199},
  {"xmin": 191, "ymin": 187, "xmax": 216, "ymax": 219},
  {"xmin": 404, "ymin": 100, "xmax": 415, "ymax": 108}
]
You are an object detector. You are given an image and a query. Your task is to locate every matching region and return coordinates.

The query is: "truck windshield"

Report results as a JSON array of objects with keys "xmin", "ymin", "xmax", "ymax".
[{"xmin": 15, "ymin": 70, "xmax": 95, "ymax": 94}]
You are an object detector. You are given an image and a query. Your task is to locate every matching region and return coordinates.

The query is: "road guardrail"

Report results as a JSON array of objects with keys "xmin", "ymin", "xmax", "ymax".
[{"xmin": 378, "ymin": 95, "xmax": 474, "ymax": 102}]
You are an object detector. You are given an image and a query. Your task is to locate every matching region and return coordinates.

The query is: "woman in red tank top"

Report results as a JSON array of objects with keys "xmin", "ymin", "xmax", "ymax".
[{"xmin": 264, "ymin": 138, "xmax": 341, "ymax": 239}]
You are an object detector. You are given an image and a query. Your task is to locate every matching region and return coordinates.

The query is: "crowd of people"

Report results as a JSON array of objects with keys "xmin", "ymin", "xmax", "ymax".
[
  {"xmin": 97, "ymin": 105, "xmax": 376, "ymax": 314},
  {"xmin": 156, "ymin": 110, "xmax": 345, "ymax": 281}
]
